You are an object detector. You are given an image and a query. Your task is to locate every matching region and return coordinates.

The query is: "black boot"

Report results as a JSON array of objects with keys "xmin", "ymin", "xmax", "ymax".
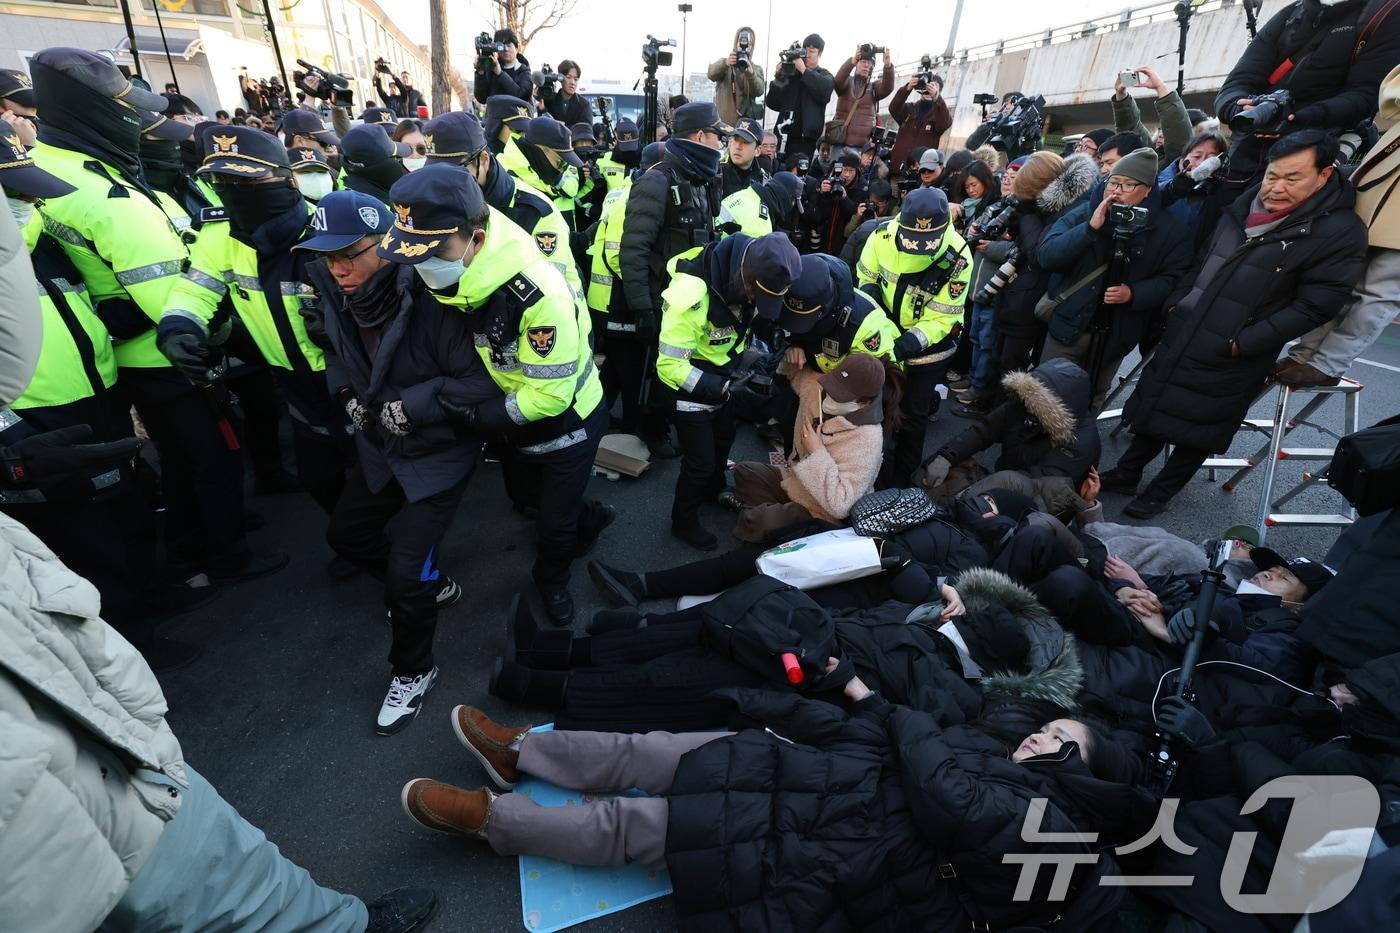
[
  {"xmin": 588, "ymin": 607, "xmax": 645, "ymax": 634},
  {"xmin": 588, "ymin": 560, "xmax": 647, "ymax": 607},
  {"xmin": 489, "ymin": 658, "xmax": 569, "ymax": 707}
]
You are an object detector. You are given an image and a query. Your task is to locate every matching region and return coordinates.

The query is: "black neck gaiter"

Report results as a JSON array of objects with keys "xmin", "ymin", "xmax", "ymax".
[
  {"xmin": 141, "ymin": 137, "xmax": 183, "ymax": 199},
  {"xmin": 32, "ymin": 60, "xmax": 144, "ymax": 182},
  {"xmin": 219, "ymin": 180, "xmax": 304, "ymax": 239},
  {"xmin": 343, "ymin": 261, "xmax": 402, "ymax": 327}
]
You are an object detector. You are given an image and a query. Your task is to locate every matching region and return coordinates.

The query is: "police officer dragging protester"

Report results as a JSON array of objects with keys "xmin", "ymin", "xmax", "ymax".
[
  {"xmin": 30, "ymin": 47, "xmax": 285, "ymax": 585},
  {"xmin": 379, "ymin": 165, "xmax": 610, "ymax": 625},
  {"xmin": 297, "ymin": 190, "xmax": 500, "ymax": 734},
  {"xmin": 656, "ymin": 231, "xmax": 801, "ymax": 550},
  {"xmin": 856, "ymin": 186, "xmax": 971, "ymax": 486},
  {"xmin": 619, "ymin": 101, "xmax": 730, "ymax": 458},
  {"xmin": 718, "ymin": 170, "xmax": 804, "ymax": 238},
  {"xmin": 781, "ymin": 252, "xmax": 901, "ymax": 374},
  {"xmin": 0, "ymin": 134, "xmax": 205, "ymax": 671},
  {"xmin": 421, "ymin": 110, "xmax": 583, "ymax": 305},
  {"xmin": 157, "ymin": 126, "xmax": 351, "ymax": 515}
]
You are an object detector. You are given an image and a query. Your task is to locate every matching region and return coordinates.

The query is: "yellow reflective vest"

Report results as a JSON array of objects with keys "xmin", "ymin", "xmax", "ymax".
[{"xmin": 855, "ymin": 218, "xmax": 973, "ymax": 363}]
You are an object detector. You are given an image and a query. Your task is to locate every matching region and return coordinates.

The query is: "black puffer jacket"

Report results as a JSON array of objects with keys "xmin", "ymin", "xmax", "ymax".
[
  {"xmin": 618, "ymin": 149, "xmax": 719, "ymax": 312},
  {"xmin": 764, "ymin": 66, "xmax": 836, "ymax": 143},
  {"xmin": 665, "ymin": 692, "xmax": 1140, "ymax": 931},
  {"xmin": 1123, "ymin": 173, "xmax": 1367, "ymax": 451},
  {"xmin": 935, "ymin": 357, "xmax": 1101, "ymax": 486}
]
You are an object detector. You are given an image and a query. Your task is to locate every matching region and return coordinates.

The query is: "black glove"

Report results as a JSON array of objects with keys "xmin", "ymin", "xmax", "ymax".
[
  {"xmin": 438, "ymin": 394, "xmax": 480, "ymax": 430},
  {"xmin": 2, "ymin": 426, "xmax": 141, "ymax": 489},
  {"xmin": 1157, "ymin": 695, "xmax": 1216, "ymax": 748},
  {"xmin": 297, "ymin": 303, "xmax": 332, "ymax": 350},
  {"xmin": 156, "ymin": 318, "xmax": 225, "ymax": 385},
  {"xmin": 1165, "ymin": 606, "xmax": 1219, "ymax": 646}
]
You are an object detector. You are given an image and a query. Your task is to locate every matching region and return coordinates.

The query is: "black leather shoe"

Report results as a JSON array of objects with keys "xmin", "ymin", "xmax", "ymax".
[
  {"xmin": 364, "ymin": 887, "xmax": 437, "ymax": 933},
  {"xmin": 588, "ymin": 560, "xmax": 645, "ymax": 607},
  {"xmin": 671, "ymin": 523, "xmax": 718, "ymax": 551},
  {"xmin": 645, "ymin": 435, "xmax": 680, "ymax": 459},
  {"xmin": 1098, "ymin": 468, "xmax": 1142, "ymax": 494},
  {"xmin": 573, "ymin": 502, "xmax": 616, "ymax": 555},
  {"xmin": 539, "ymin": 587, "xmax": 575, "ymax": 626},
  {"xmin": 1123, "ymin": 494, "xmax": 1170, "ymax": 519}
]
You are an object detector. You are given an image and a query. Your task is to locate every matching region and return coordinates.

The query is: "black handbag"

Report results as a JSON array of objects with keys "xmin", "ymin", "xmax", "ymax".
[
  {"xmin": 698, "ymin": 576, "xmax": 852, "ymax": 692},
  {"xmin": 851, "ymin": 487, "xmax": 941, "ymax": 536},
  {"xmin": 1329, "ymin": 414, "xmax": 1400, "ymax": 516}
]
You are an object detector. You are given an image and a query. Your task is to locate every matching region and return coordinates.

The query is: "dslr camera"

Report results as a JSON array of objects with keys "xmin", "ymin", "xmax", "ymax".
[
  {"xmin": 734, "ymin": 34, "xmax": 752, "ymax": 69},
  {"xmin": 964, "ymin": 197, "xmax": 1017, "ymax": 250},
  {"xmin": 913, "ymin": 55, "xmax": 935, "ymax": 92},
  {"xmin": 1229, "ymin": 88, "xmax": 1291, "ymax": 135},
  {"xmin": 1109, "ymin": 203, "xmax": 1149, "ymax": 237},
  {"xmin": 972, "ymin": 245, "xmax": 1025, "ymax": 304},
  {"xmin": 475, "ymin": 32, "xmax": 506, "ymax": 69},
  {"xmin": 826, "ymin": 161, "xmax": 846, "ymax": 197},
  {"xmin": 858, "ymin": 43, "xmax": 886, "ymax": 61}
]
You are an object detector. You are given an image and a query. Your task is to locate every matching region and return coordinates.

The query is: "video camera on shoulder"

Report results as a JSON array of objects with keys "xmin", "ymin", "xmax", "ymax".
[
  {"xmin": 1229, "ymin": 88, "xmax": 1291, "ymax": 136},
  {"xmin": 536, "ymin": 64, "xmax": 562, "ymax": 101},
  {"xmin": 985, "ymin": 93, "xmax": 1045, "ymax": 155},
  {"xmin": 779, "ymin": 41, "xmax": 805, "ymax": 75},
  {"xmin": 475, "ymin": 32, "xmax": 506, "ymax": 68},
  {"xmin": 1109, "ymin": 203, "xmax": 1149, "ymax": 237},
  {"xmin": 734, "ymin": 34, "xmax": 752, "ymax": 69},
  {"xmin": 295, "ymin": 59, "xmax": 353, "ymax": 106}
]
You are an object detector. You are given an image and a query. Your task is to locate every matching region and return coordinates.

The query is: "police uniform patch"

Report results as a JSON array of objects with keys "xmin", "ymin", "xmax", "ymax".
[
  {"xmin": 952, "ymin": 257, "xmax": 969, "ymax": 275},
  {"xmin": 863, "ymin": 332, "xmax": 882, "ymax": 352},
  {"xmin": 199, "ymin": 206, "xmax": 229, "ymax": 224},
  {"xmin": 526, "ymin": 326, "xmax": 557, "ymax": 356},
  {"xmin": 948, "ymin": 281, "xmax": 967, "ymax": 299},
  {"xmin": 758, "ymin": 204, "xmax": 769, "ymax": 220},
  {"xmin": 535, "ymin": 232, "xmax": 558, "ymax": 256},
  {"xmin": 822, "ymin": 338, "xmax": 842, "ymax": 358}
]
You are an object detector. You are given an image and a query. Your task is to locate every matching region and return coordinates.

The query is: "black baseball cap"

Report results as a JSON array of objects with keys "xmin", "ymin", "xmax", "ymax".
[
  {"xmin": 422, "ymin": 111, "xmax": 486, "ymax": 162},
  {"xmin": 895, "ymin": 187, "xmax": 951, "ymax": 255},
  {"xmin": 0, "ymin": 68, "xmax": 35, "ymax": 109},
  {"xmin": 570, "ymin": 122, "xmax": 597, "ymax": 144},
  {"xmin": 30, "ymin": 47, "xmax": 167, "ymax": 112},
  {"xmin": 0, "ymin": 131, "xmax": 74, "ymax": 199},
  {"xmin": 673, "ymin": 101, "xmax": 731, "ymax": 139},
  {"xmin": 781, "ymin": 253, "xmax": 838, "ymax": 334},
  {"xmin": 732, "ymin": 117, "xmax": 763, "ymax": 145},
  {"xmin": 281, "ymin": 108, "xmax": 340, "ymax": 147},
  {"xmin": 196, "ymin": 125, "xmax": 291, "ymax": 179},
  {"xmin": 1248, "ymin": 549, "xmax": 1335, "ymax": 599},
  {"xmin": 359, "ymin": 107, "xmax": 397, "ymax": 126},
  {"xmin": 523, "ymin": 117, "xmax": 583, "ymax": 169},
  {"xmin": 379, "ymin": 163, "xmax": 486, "ymax": 264},
  {"xmin": 295, "ymin": 190, "xmax": 391, "ymax": 252},
  {"xmin": 287, "ymin": 145, "xmax": 331, "ymax": 171},
  {"xmin": 614, "ymin": 118, "xmax": 639, "ymax": 140},
  {"xmin": 741, "ymin": 232, "xmax": 801, "ymax": 320},
  {"xmin": 139, "ymin": 110, "xmax": 193, "ymax": 142},
  {"xmin": 342, "ymin": 123, "xmax": 409, "ymax": 169}
]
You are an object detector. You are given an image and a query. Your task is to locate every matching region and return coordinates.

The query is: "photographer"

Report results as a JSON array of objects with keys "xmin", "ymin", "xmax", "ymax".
[
  {"xmin": 473, "ymin": 28, "xmax": 535, "ymax": 104},
  {"xmin": 804, "ymin": 149, "xmax": 864, "ymax": 255},
  {"xmin": 1110, "ymin": 65, "xmax": 1190, "ymax": 175},
  {"xmin": 966, "ymin": 91, "xmax": 1042, "ymax": 160},
  {"xmin": 889, "ymin": 71, "xmax": 951, "ymax": 171},
  {"xmin": 830, "ymin": 44, "xmax": 895, "ymax": 149},
  {"xmin": 1039, "ymin": 149, "xmax": 1192, "ymax": 403},
  {"xmin": 541, "ymin": 60, "xmax": 590, "ymax": 127},
  {"xmin": 1108, "ymin": 131, "xmax": 1368, "ymax": 519},
  {"xmin": 374, "ymin": 65, "xmax": 425, "ymax": 120},
  {"xmin": 709, "ymin": 26, "xmax": 767, "ymax": 126},
  {"xmin": 765, "ymin": 34, "xmax": 835, "ymax": 159},
  {"xmin": 838, "ymin": 178, "xmax": 894, "ymax": 269},
  {"xmin": 1216, "ymin": 0, "xmax": 1400, "ymax": 190}
]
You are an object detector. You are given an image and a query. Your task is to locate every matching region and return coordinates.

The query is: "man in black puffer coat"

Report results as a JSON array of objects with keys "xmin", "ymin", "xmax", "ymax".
[{"xmin": 1107, "ymin": 131, "xmax": 1368, "ymax": 519}]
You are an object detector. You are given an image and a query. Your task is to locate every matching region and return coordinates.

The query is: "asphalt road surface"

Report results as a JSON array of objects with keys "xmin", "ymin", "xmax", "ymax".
[{"xmin": 159, "ymin": 322, "xmax": 1400, "ymax": 932}]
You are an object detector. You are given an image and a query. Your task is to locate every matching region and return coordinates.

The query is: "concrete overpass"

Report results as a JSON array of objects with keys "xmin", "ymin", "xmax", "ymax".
[{"xmin": 887, "ymin": 0, "xmax": 1292, "ymax": 146}]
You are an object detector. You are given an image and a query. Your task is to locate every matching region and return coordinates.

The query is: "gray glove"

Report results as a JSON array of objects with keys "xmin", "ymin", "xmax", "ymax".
[
  {"xmin": 378, "ymin": 399, "xmax": 413, "ymax": 437},
  {"xmin": 917, "ymin": 455, "xmax": 952, "ymax": 492}
]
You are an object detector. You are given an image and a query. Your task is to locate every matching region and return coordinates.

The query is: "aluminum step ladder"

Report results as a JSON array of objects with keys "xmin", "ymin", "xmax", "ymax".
[{"xmin": 1200, "ymin": 378, "xmax": 1362, "ymax": 542}]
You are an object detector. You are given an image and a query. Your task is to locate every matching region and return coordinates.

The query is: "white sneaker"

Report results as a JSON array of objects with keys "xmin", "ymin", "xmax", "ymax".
[{"xmin": 376, "ymin": 668, "xmax": 439, "ymax": 735}]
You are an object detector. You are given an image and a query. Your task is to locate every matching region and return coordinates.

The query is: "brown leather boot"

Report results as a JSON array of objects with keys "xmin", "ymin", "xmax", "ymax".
[
  {"xmin": 1275, "ymin": 361, "xmax": 1341, "ymax": 388},
  {"xmin": 452, "ymin": 705, "xmax": 530, "ymax": 789},
  {"xmin": 400, "ymin": 779, "xmax": 495, "ymax": 839}
]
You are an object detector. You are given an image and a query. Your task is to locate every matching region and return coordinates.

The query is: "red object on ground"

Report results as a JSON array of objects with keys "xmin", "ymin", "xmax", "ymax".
[{"xmin": 781, "ymin": 652, "xmax": 803, "ymax": 684}]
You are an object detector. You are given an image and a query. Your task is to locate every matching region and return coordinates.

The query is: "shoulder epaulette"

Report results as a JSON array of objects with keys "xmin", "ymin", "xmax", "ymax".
[
  {"xmin": 505, "ymin": 273, "xmax": 542, "ymax": 306},
  {"xmin": 200, "ymin": 206, "xmax": 229, "ymax": 224}
]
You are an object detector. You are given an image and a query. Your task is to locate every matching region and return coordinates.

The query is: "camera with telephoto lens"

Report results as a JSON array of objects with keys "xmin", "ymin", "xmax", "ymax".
[
  {"xmin": 826, "ymin": 162, "xmax": 846, "ymax": 197},
  {"xmin": 536, "ymin": 64, "xmax": 562, "ymax": 101},
  {"xmin": 858, "ymin": 43, "xmax": 886, "ymax": 61},
  {"xmin": 779, "ymin": 42, "xmax": 805, "ymax": 75},
  {"xmin": 972, "ymin": 245, "xmax": 1025, "ymax": 304},
  {"xmin": 1229, "ymin": 88, "xmax": 1291, "ymax": 135},
  {"xmin": 914, "ymin": 55, "xmax": 935, "ymax": 92},
  {"xmin": 643, "ymin": 35, "xmax": 676, "ymax": 70},
  {"xmin": 964, "ymin": 197, "xmax": 1017, "ymax": 249},
  {"xmin": 1109, "ymin": 203, "xmax": 1149, "ymax": 238},
  {"xmin": 984, "ymin": 94, "xmax": 1045, "ymax": 156},
  {"xmin": 734, "ymin": 34, "xmax": 752, "ymax": 69},
  {"xmin": 794, "ymin": 155, "xmax": 811, "ymax": 173},
  {"xmin": 475, "ymin": 32, "xmax": 506, "ymax": 69}
]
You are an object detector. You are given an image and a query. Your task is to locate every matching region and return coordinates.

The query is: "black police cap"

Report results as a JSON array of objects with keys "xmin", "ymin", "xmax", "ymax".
[
  {"xmin": 523, "ymin": 117, "xmax": 583, "ymax": 169},
  {"xmin": 197, "ymin": 125, "xmax": 291, "ymax": 179},
  {"xmin": 895, "ymin": 187, "xmax": 951, "ymax": 256},
  {"xmin": 342, "ymin": 123, "xmax": 409, "ymax": 169},
  {"xmin": 672, "ymin": 101, "xmax": 731, "ymax": 139},
  {"xmin": 422, "ymin": 111, "xmax": 486, "ymax": 162},
  {"xmin": 484, "ymin": 95, "xmax": 533, "ymax": 128},
  {"xmin": 281, "ymin": 108, "xmax": 341, "ymax": 146},
  {"xmin": 379, "ymin": 163, "xmax": 487, "ymax": 264},
  {"xmin": 0, "ymin": 68, "xmax": 34, "ymax": 109}
]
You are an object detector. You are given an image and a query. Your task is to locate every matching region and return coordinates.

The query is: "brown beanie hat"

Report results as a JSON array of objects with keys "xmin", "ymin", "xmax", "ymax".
[
  {"xmin": 1012, "ymin": 150, "xmax": 1065, "ymax": 201},
  {"xmin": 1110, "ymin": 147, "xmax": 1159, "ymax": 188}
]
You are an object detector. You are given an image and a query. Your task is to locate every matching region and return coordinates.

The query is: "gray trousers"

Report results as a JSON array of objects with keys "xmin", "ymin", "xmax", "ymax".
[
  {"xmin": 487, "ymin": 729, "xmax": 731, "ymax": 866},
  {"xmin": 1290, "ymin": 246, "xmax": 1400, "ymax": 377}
]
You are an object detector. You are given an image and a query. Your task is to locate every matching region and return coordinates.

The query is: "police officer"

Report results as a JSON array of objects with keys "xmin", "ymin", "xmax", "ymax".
[
  {"xmin": 0, "ymin": 67, "xmax": 38, "ymax": 147},
  {"xmin": 718, "ymin": 170, "xmax": 804, "ymax": 238},
  {"xmin": 30, "ymin": 47, "xmax": 282, "ymax": 585},
  {"xmin": 290, "ymin": 145, "xmax": 337, "ymax": 202},
  {"xmin": 137, "ymin": 111, "xmax": 197, "ymax": 224},
  {"xmin": 482, "ymin": 94, "xmax": 533, "ymax": 155},
  {"xmin": 781, "ymin": 253, "xmax": 901, "ymax": 374},
  {"xmin": 340, "ymin": 123, "xmax": 410, "ymax": 206},
  {"xmin": 618, "ymin": 102, "xmax": 728, "ymax": 457},
  {"xmin": 380, "ymin": 165, "xmax": 610, "ymax": 624},
  {"xmin": 157, "ymin": 126, "xmax": 350, "ymax": 515},
  {"xmin": 594, "ymin": 117, "xmax": 640, "ymax": 192},
  {"xmin": 499, "ymin": 116, "xmax": 584, "ymax": 231},
  {"xmin": 569, "ymin": 122, "xmax": 607, "ymax": 228},
  {"xmin": 421, "ymin": 111, "xmax": 583, "ymax": 305},
  {"xmin": 298, "ymin": 190, "xmax": 498, "ymax": 734},
  {"xmin": 656, "ymin": 232, "xmax": 801, "ymax": 549},
  {"xmin": 856, "ymin": 186, "xmax": 972, "ymax": 486},
  {"xmin": 720, "ymin": 116, "xmax": 769, "ymax": 198},
  {"xmin": 280, "ymin": 107, "xmax": 342, "ymax": 157}
]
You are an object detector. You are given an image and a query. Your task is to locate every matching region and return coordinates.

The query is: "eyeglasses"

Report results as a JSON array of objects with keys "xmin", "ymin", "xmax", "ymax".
[
  {"xmin": 325, "ymin": 240, "xmax": 378, "ymax": 269},
  {"xmin": 410, "ymin": 144, "xmax": 428, "ymax": 155},
  {"xmin": 1105, "ymin": 179, "xmax": 1145, "ymax": 193}
]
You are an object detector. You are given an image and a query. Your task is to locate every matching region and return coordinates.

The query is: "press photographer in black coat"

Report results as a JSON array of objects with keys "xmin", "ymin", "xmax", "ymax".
[{"xmin": 765, "ymin": 34, "xmax": 835, "ymax": 158}]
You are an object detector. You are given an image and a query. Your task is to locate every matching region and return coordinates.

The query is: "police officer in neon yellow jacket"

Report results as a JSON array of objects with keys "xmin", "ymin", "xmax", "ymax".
[
  {"xmin": 498, "ymin": 117, "xmax": 583, "ymax": 231},
  {"xmin": 718, "ymin": 170, "xmax": 805, "ymax": 238},
  {"xmin": 28, "ymin": 47, "xmax": 277, "ymax": 584},
  {"xmin": 656, "ymin": 232, "xmax": 801, "ymax": 550},
  {"xmin": 379, "ymin": 165, "xmax": 611, "ymax": 624},
  {"xmin": 856, "ymin": 186, "xmax": 972, "ymax": 486},
  {"xmin": 780, "ymin": 253, "xmax": 901, "ymax": 374},
  {"xmin": 157, "ymin": 125, "xmax": 350, "ymax": 514}
]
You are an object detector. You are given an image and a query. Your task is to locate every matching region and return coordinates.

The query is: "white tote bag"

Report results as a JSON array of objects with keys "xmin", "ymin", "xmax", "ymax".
[{"xmin": 755, "ymin": 528, "xmax": 883, "ymax": 591}]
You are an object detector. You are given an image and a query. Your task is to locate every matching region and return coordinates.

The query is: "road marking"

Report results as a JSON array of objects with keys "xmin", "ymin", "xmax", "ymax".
[{"xmin": 1355, "ymin": 357, "xmax": 1400, "ymax": 374}]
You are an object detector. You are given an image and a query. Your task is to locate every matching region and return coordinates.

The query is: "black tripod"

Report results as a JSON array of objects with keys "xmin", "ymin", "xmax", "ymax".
[
  {"xmin": 1084, "ymin": 229, "xmax": 1132, "ymax": 398},
  {"xmin": 639, "ymin": 62, "xmax": 661, "ymax": 145},
  {"xmin": 597, "ymin": 98, "xmax": 615, "ymax": 146}
]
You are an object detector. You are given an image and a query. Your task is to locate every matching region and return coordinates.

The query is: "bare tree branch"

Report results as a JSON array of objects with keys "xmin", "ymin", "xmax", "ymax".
[{"xmin": 473, "ymin": 0, "xmax": 580, "ymax": 52}]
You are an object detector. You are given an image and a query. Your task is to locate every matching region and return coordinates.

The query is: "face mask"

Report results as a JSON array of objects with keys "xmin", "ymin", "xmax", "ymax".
[
  {"xmin": 414, "ymin": 255, "xmax": 465, "ymax": 290},
  {"xmin": 820, "ymin": 393, "xmax": 864, "ymax": 417},
  {"xmin": 296, "ymin": 172, "xmax": 335, "ymax": 201},
  {"xmin": 8, "ymin": 197, "xmax": 35, "ymax": 230},
  {"xmin": 1235, "ymin": 579, "xmax": 1281, "ymax": 598},
  {"xmin": 403, "ymin": 156, "xmax": 427, "ymax": 172}
]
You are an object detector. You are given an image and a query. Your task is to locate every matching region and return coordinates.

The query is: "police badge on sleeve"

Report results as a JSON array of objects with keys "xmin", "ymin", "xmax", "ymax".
[
  {"xmin": 535, "ymin": 232, "xmax": 558, "ymax": 256},
  {"xmin": 526, "ymin": 326, "xmax": 557, "ymax": 356},
  {"xmin": 948, "ymin": 281, "xmax": 967, "ymax": 299}
]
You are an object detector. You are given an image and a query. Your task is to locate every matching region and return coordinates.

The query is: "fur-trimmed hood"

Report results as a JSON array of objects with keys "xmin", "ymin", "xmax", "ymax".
[
  {"xmin": 1037, "ymin": 153, "xmax": 1098, "ymax": 215},
  {"xmin": 953, "ymin": 566, "xmax": 1084, "ymax": 710},
  {"xmin": 1000, "ymin": 357, "xmax": 1090, "ymax": 447}
]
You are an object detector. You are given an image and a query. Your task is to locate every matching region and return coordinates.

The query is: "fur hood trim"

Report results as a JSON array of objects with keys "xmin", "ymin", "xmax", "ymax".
[
  {"xmin": 1001, "ymin": 369, "xmax": 1077, "ymax": 446},
  {"xmin": 954, "ymin": 567, "xmax": 1084, "ymax": 709},
  {"xmin": 1038, "ymin": 153, "xmax": 1098, "ymax": 214}
]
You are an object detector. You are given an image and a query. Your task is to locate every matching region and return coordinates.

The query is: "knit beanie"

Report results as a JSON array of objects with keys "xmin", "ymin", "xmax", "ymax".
[{"xmin": 1110, "ymin": 147, "xmax": 1159, "ymax": 187}]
